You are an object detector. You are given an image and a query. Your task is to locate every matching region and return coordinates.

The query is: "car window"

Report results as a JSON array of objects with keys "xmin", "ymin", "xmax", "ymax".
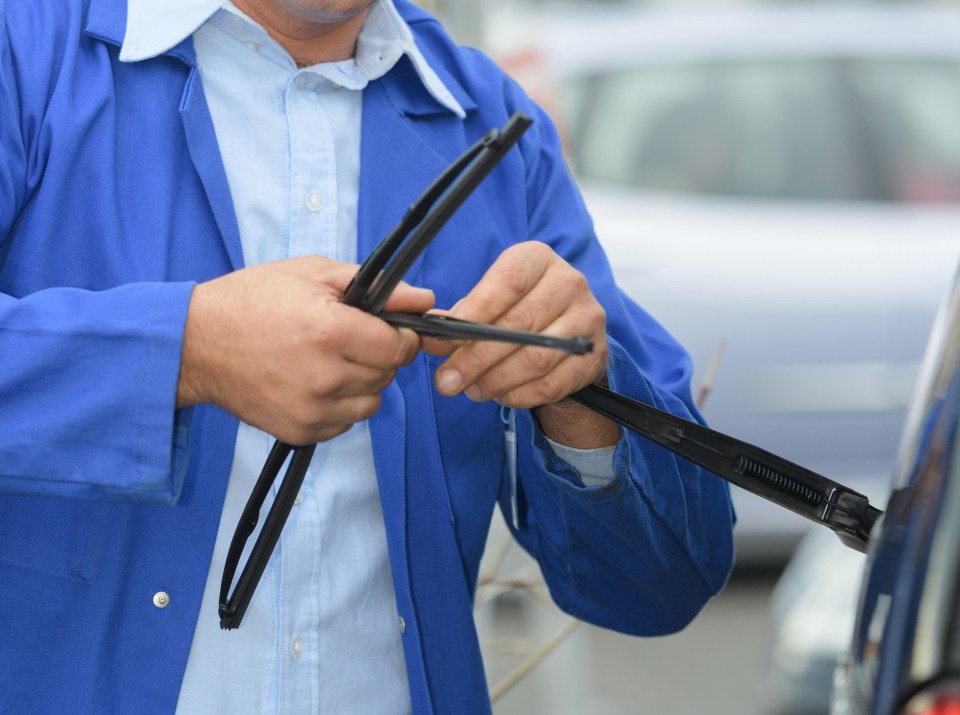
[
  {"xmin": 893, "ymin": 268, "xmax": 960, "ymax": 490},
  {"xmin": 564, "ymin": 59, "xmax": 960, "ymax": 204},
  {"xmin": 851, "ymin": 60, "xmax": 960, "ymax": 204}
]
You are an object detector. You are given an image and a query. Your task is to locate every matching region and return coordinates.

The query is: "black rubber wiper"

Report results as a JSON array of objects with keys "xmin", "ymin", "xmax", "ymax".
[{"xmin": 572, "ymin": 384, "xmax": 882, "ymax": 552}]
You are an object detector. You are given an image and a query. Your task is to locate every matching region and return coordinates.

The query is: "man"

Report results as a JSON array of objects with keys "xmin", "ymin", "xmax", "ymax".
[{"xmin": 0, "ymin": 0, "xmax": 735, "ymax": 712}]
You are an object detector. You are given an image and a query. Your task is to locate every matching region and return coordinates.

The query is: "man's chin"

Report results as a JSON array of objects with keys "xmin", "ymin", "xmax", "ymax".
[{"xmin": 274, "ymin": 0, "xmax": 377, "ymax": 24}]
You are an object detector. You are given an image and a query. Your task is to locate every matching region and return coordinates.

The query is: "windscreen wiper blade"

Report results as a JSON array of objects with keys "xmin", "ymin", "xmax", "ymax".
[{"xmin": 572, "ymin": 384, "xmax": 883, "ymax": 552}]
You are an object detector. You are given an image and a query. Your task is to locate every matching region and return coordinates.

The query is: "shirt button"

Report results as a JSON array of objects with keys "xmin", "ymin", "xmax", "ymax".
[
  {"xmin": 290, "ymin": 636, "xmax": 305, "ymax": 660},
  {"xmin": 153, "ymin": 591, "xmax": 170, "ymax": 609},
  {"xmin": 243, "ymin": 40, "xmax": 258, "ymax": 53},
  {"xmin": 294, "ymin": 490, "xmax": 303, "ymax": 505},
  {"xmin": 398, "ymin": 616, "xmax": 406, "ymax": 634},
  {"xmin": 305, "ymin": 192, "xmax": 323, "ymax": 212}
]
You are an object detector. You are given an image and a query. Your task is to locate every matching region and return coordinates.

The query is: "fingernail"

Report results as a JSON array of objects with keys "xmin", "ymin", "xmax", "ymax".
[
  {"xmin": 465, "ymin": 385, "xmax": 484, "ymax": 402},
  {"xmin": 437, "ymin": 368, "xmax": 462, "ymax": 395},
  {"xmin": 450, "ymin": 299, "xmax": 463, "ymax": 316}
]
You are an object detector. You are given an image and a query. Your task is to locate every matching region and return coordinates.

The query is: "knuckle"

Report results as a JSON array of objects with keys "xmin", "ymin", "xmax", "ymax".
[
  {"xmin": 498, "ymin": 260, "xmax": 531, "ymax": 298},
  {"xmin": 394, "ymin": 333, "xmax": 420, "ymax": 366},
  {"xmin": 522, "ymin": 345, "xmax": 555, "ymax": 374},
  {"xmin": 377, "ymin": 369, "xmax": 397, "ymax": 391},
  {"xmin": 585, "ymin": 302, "xmax": 606, "ymax": 332},
  {"xmin": 388, "ymin": 335, "xmax": 407, "ymax": 365},
  {"xmin": 517, "ymin": 240, "xmax": 551, "ymax": 260},
  {"xmin": 292, "ymin": 407, "xmax": 323, "ymax": 442},
  {"xmin": 304, "ymin": 314, "xmax": 340, "ymax": 350},
  {"xmin": 305, "ymin": 370, "xmax": 336, "ymax": 399},
  {"xmin": 355, "ymin": 394, "xmax": 382, "ymax": 421},
  {"xmin": 566, "ymin": 268, "xmax": 590, "ymax": 294},
  {"xmin": 502, "ymin": 303, "xmax": 538, "ymax": 331},
  {"xmin": 534, "ymin": 371, "xmax": 569, "ymax": 405},
  {"xmin": 282, "ymin": 418, "xmax": 315, "ymax": 447},
  {"xmin": 450, "ymin": 345, "xmax": 489, "ymax": 380}
]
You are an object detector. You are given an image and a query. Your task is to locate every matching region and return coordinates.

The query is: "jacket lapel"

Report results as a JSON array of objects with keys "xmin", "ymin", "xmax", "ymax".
[
  {"xmin": 86, "ymin": 0, "xmax": 245, "ymax": 271},
  {"xmin": 178, "ymin": 68, "xmax": 246, "ymax": 271},
  {"xmin": 361, "ymin": 66, "xmax": 490, "ymax": 713},
  {"xmin": 356, "ymin": 62, "xmax": 468, "ymax": 285}
]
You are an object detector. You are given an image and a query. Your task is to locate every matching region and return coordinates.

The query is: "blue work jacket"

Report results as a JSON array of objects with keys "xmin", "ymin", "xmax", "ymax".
[{"xmin": 0, "ymin": 0, "xmax": 735, "ymax": 712}]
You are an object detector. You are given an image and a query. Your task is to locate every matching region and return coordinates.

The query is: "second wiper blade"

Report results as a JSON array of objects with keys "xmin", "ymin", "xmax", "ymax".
[
  {"xmin": 379, "ymin": 312, "xmax": 593, "ymax": 354},
  {"xmin": 571, "ymin": 384, "xmax": 882, "ymax": 552}
]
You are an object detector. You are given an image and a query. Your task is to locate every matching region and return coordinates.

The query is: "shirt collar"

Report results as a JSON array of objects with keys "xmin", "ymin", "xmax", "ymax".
[{"xmin": 119, "ymin": 0, "xmax": 465, "ymax": 117}]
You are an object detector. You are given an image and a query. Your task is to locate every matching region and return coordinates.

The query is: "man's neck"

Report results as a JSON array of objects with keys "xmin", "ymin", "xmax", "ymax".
[{"xmin": 232, "ymin": 1, "xmax": 370, "ymax": 65}]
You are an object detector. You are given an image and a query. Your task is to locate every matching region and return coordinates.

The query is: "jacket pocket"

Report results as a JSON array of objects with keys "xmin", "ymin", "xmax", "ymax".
[{"xmin": 0, "ymin": 495, "xmax": 110, "ymax": 582}]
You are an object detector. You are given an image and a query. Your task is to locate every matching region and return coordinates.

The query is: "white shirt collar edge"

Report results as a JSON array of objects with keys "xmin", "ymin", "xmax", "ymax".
[
  {"xmin": 119, "ymin": 0, "xmax": 466, "ymax": 118},
  {"xmin": 120, "ymin": 0, "xmax": 222, "ymax": 62}
]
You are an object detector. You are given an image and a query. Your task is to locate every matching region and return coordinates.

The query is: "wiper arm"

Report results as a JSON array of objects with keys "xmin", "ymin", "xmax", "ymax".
[{"xmin": 572, "ymin": 384, "xmax": 883, "ymax": 552}]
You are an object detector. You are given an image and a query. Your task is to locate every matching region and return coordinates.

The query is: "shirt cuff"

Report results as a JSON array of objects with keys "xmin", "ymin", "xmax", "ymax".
[{"xmin": 544, "ymin": 438, "xmax": 617, "ymax": 488}]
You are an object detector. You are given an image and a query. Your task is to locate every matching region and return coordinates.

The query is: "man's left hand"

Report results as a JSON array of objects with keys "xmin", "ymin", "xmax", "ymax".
[{"xmin": 425, "ymin": 241, "xmax": 620, "ymax": 448}]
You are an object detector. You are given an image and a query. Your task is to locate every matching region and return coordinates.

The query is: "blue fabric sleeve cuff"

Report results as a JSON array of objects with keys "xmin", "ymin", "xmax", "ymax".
[{"xmin": 525, "ymin": 335, "xmax": 644, "ymax": 501}]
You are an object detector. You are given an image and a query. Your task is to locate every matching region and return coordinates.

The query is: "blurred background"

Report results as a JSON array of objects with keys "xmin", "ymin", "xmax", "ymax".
[{"xmin": 415, "ymin": 1, "xmax": 960, "ymax": 713}]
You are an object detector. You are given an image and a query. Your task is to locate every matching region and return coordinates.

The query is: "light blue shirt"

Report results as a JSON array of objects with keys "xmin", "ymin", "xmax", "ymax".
[
  {"xmin": 120, "ymin": 2, "xmax": 612, "ymax": 713},
  {"xmin": 123, "ymin": 2, "xmax": 462, "ymax": 713}
]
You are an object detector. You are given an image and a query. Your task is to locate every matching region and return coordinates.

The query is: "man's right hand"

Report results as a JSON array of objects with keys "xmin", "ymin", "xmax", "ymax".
[{"xmin": 176, "ymin": 255, "xmax": 434, "ymax": 445}]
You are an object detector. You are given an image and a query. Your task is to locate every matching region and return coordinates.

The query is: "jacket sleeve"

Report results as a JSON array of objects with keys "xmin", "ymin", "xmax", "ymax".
[
  {"xmin": 502, "ymin": 93, "xmax": 736, "ymax": 636},
  {"xmin": 0, "ymin": 19, "xmax": 194, "ymax": 504},
  {"xmin": 0, "ymin": 285, "xmax": 195, "ymax": 503}
]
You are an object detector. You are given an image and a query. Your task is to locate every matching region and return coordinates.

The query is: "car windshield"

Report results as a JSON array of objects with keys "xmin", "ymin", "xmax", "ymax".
[{"xmin": 564, "ymin": 58, "xmax": 960, "ymax": 203}]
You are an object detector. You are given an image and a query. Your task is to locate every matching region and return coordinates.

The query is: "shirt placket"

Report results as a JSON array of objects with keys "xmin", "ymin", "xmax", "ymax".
[
  {"xmin": 275, "ymin": 70, "xmax": 339, "ymax": 714},
  {"xmin": 285, "ymin": 72, "xmax": 339, "ymax": 262}
]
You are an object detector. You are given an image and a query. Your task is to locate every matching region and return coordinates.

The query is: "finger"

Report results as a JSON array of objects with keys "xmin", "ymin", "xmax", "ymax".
[
  {"xmin": 312, "ymin": 393, "xmax": 384, "ymax": 427},
  {"xmin": 419, "ymin": 335, "xmax": 459, "ymax": 357},
  {"xmin": 436, "ymin": 299, "xmax": 608, "ymax": 401},
  {"xmin": 380, "ymin": 280, "xmax": 435, "ymax": 314},
  {"xmin": 461, "ymin": 307, "xmax": 605, "ymax": 402},
  {"xmin": 310, "ymin": 363, "xmax": 398, "ymax": 399},
  {"xmin": 312, "ymin": 423, "xmax": 354, "ymax": 444},
  {"xmin": 330, "ymin": 305, "xmax": 422, "ymax": 370},
  {"xmin": 477, "ymin": 344, "xmax": 606, "ymax": 409},
  {"xmin": 266, "ymin": 393, "xmax": 383, "ymax": 446},
  {"xmin": 450, "ymin": 242, "xmax": 553, "ymax": 325},
  {"xmin": 297, "ymin": 394, "xmax": 383, "ymax": 444},
  {"xmin": 433, "ymin": 277, "xmax": 571, "ymax": 395},
  {"xmin": 462, "ymin": 342, "xmax": 569, "ymax": 403},
  {"xmin": 418, "ymin": 307, "xmax": 466, "ymax": 357},
  {"xmin": 395, "ymin": 327, "xmax": 422, "ymax": 367}
]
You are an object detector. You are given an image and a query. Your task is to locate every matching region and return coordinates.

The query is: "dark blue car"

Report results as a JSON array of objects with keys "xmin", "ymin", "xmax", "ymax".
[{"xmin": 831, "ymin": 265, "xmax": 960, "ymax": 714}]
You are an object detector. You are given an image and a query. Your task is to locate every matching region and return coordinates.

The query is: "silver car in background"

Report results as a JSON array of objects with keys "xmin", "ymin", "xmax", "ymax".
[{"xmin": 492, "ymin": 4, "xmax": 960, "ymax": 560}]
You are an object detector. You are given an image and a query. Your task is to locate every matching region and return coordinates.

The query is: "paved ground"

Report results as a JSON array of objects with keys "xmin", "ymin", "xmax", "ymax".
[{"xmin": 475, "ymin": 528, "xmax": 785, "ymax": 715}]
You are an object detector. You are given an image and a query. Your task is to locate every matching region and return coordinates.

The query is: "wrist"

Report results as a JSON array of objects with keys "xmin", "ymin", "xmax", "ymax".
[
  {"xmin": 536, "ymin": 395, "xmax": 620, "ymax": 449},
  {"xmin": 176, "ymin": 283, "xmax": 212, "ymax": 408}
]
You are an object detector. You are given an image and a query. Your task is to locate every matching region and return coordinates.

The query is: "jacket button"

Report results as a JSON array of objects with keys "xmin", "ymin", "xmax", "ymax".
[
  {"xmin": 398, "ymin": 616, "xmax": 406, "ymax": 634},
  {"xmin": 153, "ymin": 591, "xmax": 170, "ymax": 609}
]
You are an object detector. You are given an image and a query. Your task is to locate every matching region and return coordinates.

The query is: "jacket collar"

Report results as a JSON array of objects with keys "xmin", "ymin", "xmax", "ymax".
[{"xmin": 84, "ymin": 0, "xmax": 475, "ymax": 117}]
